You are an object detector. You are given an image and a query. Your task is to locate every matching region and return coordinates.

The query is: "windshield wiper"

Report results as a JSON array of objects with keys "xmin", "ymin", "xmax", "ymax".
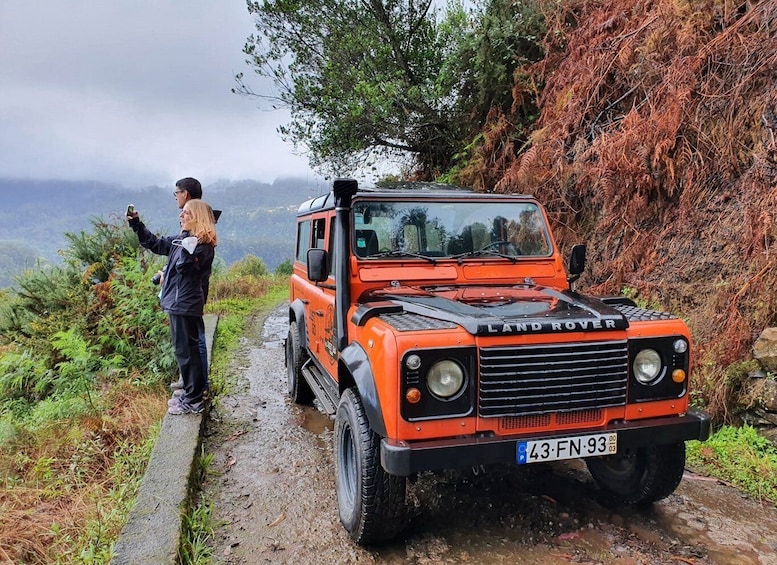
[
  {"xmin": 451, "ymin": 248, "xmax": 518, "ymax": 264},
  {"xmin": 364, "ymin": 250, "xmax": 438, "ymax": 264}
]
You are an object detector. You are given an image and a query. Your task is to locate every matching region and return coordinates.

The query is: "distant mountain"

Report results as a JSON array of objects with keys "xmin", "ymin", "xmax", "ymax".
[{"xmin": 0, "ymin": 177, "xmax": 330, "ymax": 287}]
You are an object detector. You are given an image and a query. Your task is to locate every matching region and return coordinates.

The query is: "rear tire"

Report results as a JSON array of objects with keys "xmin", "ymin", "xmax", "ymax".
[
  {"xmin": 334, "ymin": 388, "xmax": 406, "ymax": 544},
  {"xmin": 286, "ymin": 321, "xmax": 313, "ymax": 404},
  {"xmin": 585, "ymin": 442, "xmax": 686, "ymax": 506}
]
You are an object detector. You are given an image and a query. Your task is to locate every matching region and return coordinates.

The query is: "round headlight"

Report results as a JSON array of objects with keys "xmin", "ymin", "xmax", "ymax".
[
  {"xmin": 633, "ymin": 349, "xmax": 663, "ymax": 384},
  {"xmin": 427, "ymin": 359, "xmax": 465, "ymax": 399},
  {"xmin": 673, "ymin": 339, "xmax": 688, "ymax": 354}
]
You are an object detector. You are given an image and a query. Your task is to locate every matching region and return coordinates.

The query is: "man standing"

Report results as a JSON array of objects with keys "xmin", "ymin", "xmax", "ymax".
[{"xmin": 170, "ymin": 177, "xmax": 211, "ymax": 393}]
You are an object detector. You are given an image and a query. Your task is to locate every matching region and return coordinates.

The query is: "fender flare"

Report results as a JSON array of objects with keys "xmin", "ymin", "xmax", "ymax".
[
  {"xmin": 289, "ymin": 299, "xmax": 308, "ymax": 350},
  {"xmin": 340, "ymin": 342, "xmax": 386, "ymax": 438}
]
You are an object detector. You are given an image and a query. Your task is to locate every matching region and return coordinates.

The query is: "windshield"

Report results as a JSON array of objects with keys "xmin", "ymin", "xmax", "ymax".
[{"xmin": 352, "ymin": 200, "xmax": 552, "ymax": 259}]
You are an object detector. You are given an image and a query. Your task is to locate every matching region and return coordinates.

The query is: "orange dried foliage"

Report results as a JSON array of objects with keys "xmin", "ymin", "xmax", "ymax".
[
  {"xmin": 457, "ymin": 0, "xmax": 777, "ymax": 419},
  {"xmin": 0, "ymin": 386, "xmax": 166, "ymax": 564}
]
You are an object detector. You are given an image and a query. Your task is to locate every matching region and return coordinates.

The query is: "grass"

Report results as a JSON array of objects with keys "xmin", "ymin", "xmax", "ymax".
[
  {"xmin": 687, "ymin": 424, "xmax": 777, "ymax": 504},
  {"xmin": 205, "ymin": 278, "xmax": 287, "ymax": 398},
  {"xmin": 179, "ymin": 448, "xmax": 216, "ymax": 564}
]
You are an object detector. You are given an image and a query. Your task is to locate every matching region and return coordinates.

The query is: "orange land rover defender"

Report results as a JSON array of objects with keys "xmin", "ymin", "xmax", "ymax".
[{"xmin": 286, "ymin": 178, "xmax": 710, "ymax": 544}]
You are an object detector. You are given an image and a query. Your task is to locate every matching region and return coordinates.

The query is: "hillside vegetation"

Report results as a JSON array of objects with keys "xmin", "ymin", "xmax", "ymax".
[
  {"xmin": 0, "ymin": 215, "xmax": 288, "ymax": 563},
  {"xmin": 450, "ymin": 0, "xmax": 777, "ymax": 419}
]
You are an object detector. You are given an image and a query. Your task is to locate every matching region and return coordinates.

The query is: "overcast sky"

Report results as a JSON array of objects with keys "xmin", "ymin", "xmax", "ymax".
[{"xmin": 0, "ymin": 0, "xmax": 315, "ymax": 188}]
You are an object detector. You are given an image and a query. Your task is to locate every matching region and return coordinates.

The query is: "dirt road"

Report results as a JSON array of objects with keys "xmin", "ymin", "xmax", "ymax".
[{"xmin": 200, "ymin": 305, "xmax": 777, "ymax": 564}]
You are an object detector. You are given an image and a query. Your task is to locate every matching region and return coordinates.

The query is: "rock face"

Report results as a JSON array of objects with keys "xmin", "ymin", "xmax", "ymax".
[
  {"xmin": 753, "ymin": 328, "xmax": 777, "ymax": 373},
  {"xmin": 745, "ymin": 328, "xmax": 777, "ymax": 446},
  {"xmin": 753, "ymin": 379, "xmax": 777, "ymax": 413}
]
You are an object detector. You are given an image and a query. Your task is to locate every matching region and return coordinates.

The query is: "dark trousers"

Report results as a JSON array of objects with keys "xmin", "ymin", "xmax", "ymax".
[
  {"xmin": 169, "ymin": 314, "xmax": 206, "ymax": 405},
  {"xmin": 197, "ymin": 317, "xmax": 209, "ymax": 386}
]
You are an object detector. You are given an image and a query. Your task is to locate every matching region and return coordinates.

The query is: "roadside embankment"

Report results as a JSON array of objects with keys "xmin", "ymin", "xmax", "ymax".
[{"xmin": 111, "ymin": 314, "xmax": 218, "ymax": 565}]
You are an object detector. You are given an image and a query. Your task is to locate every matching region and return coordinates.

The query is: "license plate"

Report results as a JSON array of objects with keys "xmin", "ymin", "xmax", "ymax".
[{"xmin": 517, "ymin": 432, "xmax": 617, "ymax": 464}]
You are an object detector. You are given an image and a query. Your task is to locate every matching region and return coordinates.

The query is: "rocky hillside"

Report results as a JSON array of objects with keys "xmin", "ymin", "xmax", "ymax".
[{"xmin": 453, "ymin": 0, "xmax": 777, "ymax": 418}]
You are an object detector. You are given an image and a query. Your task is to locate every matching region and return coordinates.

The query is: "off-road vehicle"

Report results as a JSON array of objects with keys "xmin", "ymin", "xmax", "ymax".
[{"xmin": 286, "ymin": 178, "xmax": 710, "ymax": 544}]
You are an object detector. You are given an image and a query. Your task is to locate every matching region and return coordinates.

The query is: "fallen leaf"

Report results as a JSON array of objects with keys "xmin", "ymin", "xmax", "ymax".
[
  {"xmin": 226, "ymin": 430, "xmax": 245, "ymax": 441},
  {"xmin": 226, "ymin": 456, "xmax": 237, "ymax": 470},
  {"xmin": 268, "ymin": 512, "xmax": 287, "ymax": 527}
]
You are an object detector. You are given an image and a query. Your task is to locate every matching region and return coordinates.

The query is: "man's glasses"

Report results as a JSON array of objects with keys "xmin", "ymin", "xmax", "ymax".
[{"xmin": 173, "ymin": 190, "xmax": 185, "ymax": 196}]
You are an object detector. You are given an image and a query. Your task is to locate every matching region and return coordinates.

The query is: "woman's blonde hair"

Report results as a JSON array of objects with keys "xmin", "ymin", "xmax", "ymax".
[{"xmin": 183, "ymin": 199, "xmax": 218, "ymax": 246}]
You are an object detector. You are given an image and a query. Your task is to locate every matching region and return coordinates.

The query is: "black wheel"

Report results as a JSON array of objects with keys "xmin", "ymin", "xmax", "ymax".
[
  {"xmin": 334, "ymin": 388, "xmax": 406, "ymax": 545},
  {"xmin": 285, "ymin": 321, "xmax": 313, "ymax": 404},
  {"xmin": 585, "ymin": 442, "xmax": 686, "ymax": 506}
]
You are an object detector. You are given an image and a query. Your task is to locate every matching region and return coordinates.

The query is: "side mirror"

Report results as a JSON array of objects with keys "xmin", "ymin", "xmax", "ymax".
[
  {"xmin": 567, "ymin": 244, "xmax": 586, "ymax": 284},
  {"xmin": 307, "ymin": 248, "xmax": 328, "ymax": 282}
]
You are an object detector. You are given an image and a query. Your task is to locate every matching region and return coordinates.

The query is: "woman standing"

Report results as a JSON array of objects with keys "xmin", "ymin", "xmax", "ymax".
[{"xmin": 128, "ymin": 199, "xmax": 218, "ymax": 415}]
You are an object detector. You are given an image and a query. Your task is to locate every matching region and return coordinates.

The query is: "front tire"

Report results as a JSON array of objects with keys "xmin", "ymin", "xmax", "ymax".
[
  {"xmin": 585, "ymin": 442, "xmax": 686, "ymax": 506},
  {"xmin": 334, "ymin": 388, "xmax": 406, "ymax": 544},
  {"xmin": 285, "ymin": 321, "xmax": 313, "ymax": 404}
]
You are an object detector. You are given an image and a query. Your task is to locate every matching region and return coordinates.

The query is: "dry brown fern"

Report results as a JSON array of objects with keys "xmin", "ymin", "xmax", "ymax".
[{"xmin": 465, "ymin": 0, "xmax": 777, "ymax": 420}]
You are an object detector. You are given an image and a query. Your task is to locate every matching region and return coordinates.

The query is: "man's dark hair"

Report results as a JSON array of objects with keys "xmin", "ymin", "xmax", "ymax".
[{"xmin": 175, "ymin": 177, "xmax": 202, "ymax": 199}]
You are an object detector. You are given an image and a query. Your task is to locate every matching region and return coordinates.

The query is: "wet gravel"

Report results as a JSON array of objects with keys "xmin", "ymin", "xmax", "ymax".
[{"xmin": 200, "ymin": 304, "xmax": 777, "ymax": 564}]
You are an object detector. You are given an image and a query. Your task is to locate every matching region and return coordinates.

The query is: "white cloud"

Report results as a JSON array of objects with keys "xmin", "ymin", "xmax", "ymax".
[{"xmin": 0, "ymin": 0, "xmax": 312, "ymax": 187}]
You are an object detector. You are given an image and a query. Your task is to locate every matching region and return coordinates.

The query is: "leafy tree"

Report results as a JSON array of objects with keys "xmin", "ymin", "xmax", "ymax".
[
  {"xmin": 452, "ymin": 0, "xmax": 545, "ymax": 125},
  {"xmin": 236, "ymin": 0, "xmax": 473, "ymax": 177}
]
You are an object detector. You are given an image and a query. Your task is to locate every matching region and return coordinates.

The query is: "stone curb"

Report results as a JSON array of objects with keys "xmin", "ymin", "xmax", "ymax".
[{"xmin": 111, "ymin": 314, "xmax": 218, "ymax": 564}]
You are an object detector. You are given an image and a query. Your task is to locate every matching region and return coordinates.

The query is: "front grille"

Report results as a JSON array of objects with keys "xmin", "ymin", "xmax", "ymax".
[
  {"xmin": 479, "ymin": 340, "xmax": 628, "ymax": 418},
  {"xmin": 499, "ymin": 409, "xmax": 603, "ymax": 433}
]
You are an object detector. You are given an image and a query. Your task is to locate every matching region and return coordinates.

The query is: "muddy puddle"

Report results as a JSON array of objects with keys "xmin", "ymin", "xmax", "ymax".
[{"xmin": 201, "ymin": 306, "xmax": 777, "ymax": 565}]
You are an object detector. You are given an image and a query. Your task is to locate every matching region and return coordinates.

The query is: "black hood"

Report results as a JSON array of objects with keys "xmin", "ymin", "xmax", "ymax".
[{"xmin": 369, "ymin": 285, "xmax": 628, "ymax": 336}]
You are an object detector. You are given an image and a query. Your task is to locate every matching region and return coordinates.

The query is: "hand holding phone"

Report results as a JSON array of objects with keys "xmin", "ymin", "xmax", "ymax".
[{"xmin": 126, "ymin": 204, "xmax": 136, "ymax": 218}]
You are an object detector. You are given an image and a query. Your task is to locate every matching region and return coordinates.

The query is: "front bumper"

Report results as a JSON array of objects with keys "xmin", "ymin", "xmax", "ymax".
[{"xmin": 381, "ymin": 409, "xmax": 711, "ymax": 476}]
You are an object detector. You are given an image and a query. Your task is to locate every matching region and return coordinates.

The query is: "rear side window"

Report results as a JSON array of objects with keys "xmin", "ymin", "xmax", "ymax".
[{"xmin": 296, "ymin": 220, "xmax": 311, "ymax": 264}]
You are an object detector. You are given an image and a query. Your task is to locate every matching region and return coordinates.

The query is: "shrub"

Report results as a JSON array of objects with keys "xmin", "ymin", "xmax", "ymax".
[
  {"xmin": 274, "ymin": 258, "xmax": 293, "ymax": 276},
  {"xmin": 226, "ymin": 254, "xmax": 267, "ymax": 278}
]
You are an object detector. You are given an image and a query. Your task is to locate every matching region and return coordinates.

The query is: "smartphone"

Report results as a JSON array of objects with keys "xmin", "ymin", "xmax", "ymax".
[{"xmin": 126, "ymin": 204, "xmax": 135, "ymax": 216}]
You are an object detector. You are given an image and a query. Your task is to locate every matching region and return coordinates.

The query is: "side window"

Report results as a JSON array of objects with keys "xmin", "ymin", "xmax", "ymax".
[
  {"xmin": 313, "ymin": 218, "xmax": 326, "ymax": 249},
  {"xmin": 296, "ymin": 220, "xmax": 311, "ymax": 264},
  {"xmin": 328, "ymin": 217, "xmax": 336, "ymax": 278}
]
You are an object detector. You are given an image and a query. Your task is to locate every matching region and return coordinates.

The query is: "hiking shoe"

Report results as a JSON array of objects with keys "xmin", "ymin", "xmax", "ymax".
[
  {"xmin": 167, "ymin": 401, "xmax": 204, "ymax": 415},
  {"xmin": 168, "ymin": 396, "xmax": 182, "ymax": 407},
  {"xmin": 170, "ymin": 377, "xmax": 184, "ymax": 391},
  {"xmin": 172, "ymin": 388, "xmax": 184, "ymax": 398}
]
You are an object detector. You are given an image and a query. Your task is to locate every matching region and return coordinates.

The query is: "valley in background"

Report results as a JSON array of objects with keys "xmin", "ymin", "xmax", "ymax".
[{"xmin": 0, "ymin": 177, "xmax": 329, "ymax": 287}]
